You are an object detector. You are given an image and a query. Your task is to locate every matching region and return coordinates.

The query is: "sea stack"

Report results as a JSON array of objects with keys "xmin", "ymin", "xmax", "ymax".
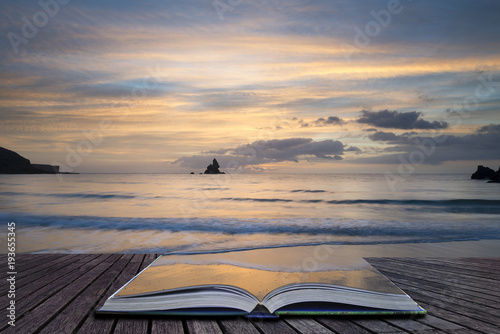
[
  {"xmin": 204, "ymin": 158, "xmax": 225, "ymax": 174},
  {"xmin": 471, "ymin": 165, "xmax": 495, "ymax": 179},
  {"xmin": 487, "ymin": 167, "xmax": 500, "ymax": 183}
]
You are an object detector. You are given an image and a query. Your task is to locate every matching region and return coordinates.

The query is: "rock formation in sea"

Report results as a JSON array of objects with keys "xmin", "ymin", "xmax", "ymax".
[
  {"xmin": 487, "ymin": 167, "xmax": 500, "ymax": 183},
  {"xmin": 471, "ymin": 165, "xmax": 495, "ymax": 179},
  {"xmin": 0, "ymin": 146, "xmax": 60, "ymax": 174},
  {"xmin": 204, "ymin": 158, "xmax": 225, "ymax": 174}
]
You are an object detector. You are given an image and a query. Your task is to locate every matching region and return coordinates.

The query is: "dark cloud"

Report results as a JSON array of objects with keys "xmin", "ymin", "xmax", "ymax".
[
  {"xmin": 477, "ymin": 124, "xmax": 500, "ymax": 133},
  {"xmin": 368, "ymin": 131, "xmax": 420, "ymax": 143},
  {"xmin": 171, "ymin": 138, "xmax": 360, "ymax": 169},
  {"xmin": 313, "ymin": 116, "xmax": 344, "ymax": 127},
  {"xmin": 357, "ymin": 124, "xmax": 500, "ymax": 165},
  {"xmin": 299, "ymin": 116, "xmax": 344, "ymax": 128},
  {"xmin": 357, "ymin": 110, "xmax": 449, "ymax": 130},
  {"xmin": 368, "ymin": 131, "xmax": 400, "ymax": 142}
]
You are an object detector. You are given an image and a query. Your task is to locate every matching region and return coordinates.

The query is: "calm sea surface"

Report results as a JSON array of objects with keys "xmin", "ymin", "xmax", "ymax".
[{"xmin": 1, "ymin": 173, "xmax": 499, "ymax": 253}]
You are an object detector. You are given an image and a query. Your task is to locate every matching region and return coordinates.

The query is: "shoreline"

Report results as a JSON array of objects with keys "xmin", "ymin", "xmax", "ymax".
[
  {"xmin": 165, "ymin": 239, "xmax": 500, "ymax": 258},
  {"xmin": 152, "ymin": 239, "xmax": 500, "ymax": 272},
  {"xmin": 311, "ymin": 239, "xmax": 500, "ymax": 258},
  {"xmin": 5, "ymin": 239, "xmax": 500, "ymax": 259}
]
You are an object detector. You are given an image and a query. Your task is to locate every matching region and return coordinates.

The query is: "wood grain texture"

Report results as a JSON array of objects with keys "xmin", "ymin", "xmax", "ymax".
[
  {"xmin": 1, "ymin": 255, "xmax": 497, "ymax": 334},
  {"xmin": 219, "ymin": 318, "xmax": 261, "ymax": 334},
  {"xmin": 151, "ymin": 319, "xmax": 185, "ymax": 334},
  {"xmin": 186, "ymin": 319, "xmax": 223, "ymax": 334},
  {"xmin": 285, "ymin": 318, "xmax": 335, "ymax": 334}
]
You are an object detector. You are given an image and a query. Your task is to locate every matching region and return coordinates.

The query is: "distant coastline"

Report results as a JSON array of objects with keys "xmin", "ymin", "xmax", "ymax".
[{"xmin": 0, "ymin": 147, "xmax": 75, "ymax": 174}]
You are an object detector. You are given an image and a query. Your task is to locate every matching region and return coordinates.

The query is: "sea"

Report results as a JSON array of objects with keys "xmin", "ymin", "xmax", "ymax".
[{"xmin": 1, "ymin": 173, "xmax": 500, "ymax": 254}]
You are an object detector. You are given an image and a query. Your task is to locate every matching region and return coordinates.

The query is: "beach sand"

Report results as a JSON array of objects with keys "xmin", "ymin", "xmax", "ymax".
[{"xmin": 6, "ymin": 225, "xmax": 499, "ymax": 261}]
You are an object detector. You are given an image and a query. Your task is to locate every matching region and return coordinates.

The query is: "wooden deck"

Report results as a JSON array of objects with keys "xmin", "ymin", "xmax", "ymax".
[{"xmin": 1, "ymin": 255, "xmax": 499, "ymax": 334}]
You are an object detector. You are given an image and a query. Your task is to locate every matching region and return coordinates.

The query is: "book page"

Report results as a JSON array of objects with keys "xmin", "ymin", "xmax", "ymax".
[{"xmin": 116, "ymin": 259, "xmax": 404, "ymax": 301}]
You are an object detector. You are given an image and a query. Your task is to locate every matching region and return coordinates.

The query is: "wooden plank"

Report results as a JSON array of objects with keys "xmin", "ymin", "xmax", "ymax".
[
  {"xmin": 316, "ymin": 318, "xmax": 372, "ymax": 334},
  {"xmin": 446, "ymin": 330, "xmax": 485, "ymax": 334},
  {"xmin": 186, "ymin": 319, "xmax": 223, "ymax": 334},
  {"xmin": 408, "ymin": 258, "xmax": 500, "ymax": 280},
  {"xmin": 252, "ymin": 318, "xmax": 298, "ymax": 334},
  {"xmin": 2, "ymin": 255, "xmax": 498, "ymax": 334},
  {"xmin": 389, "ymin": 280, "xmax": 500, "ymax": 325},
  {"xmin": 386, "ymin": 285, "xmax": 500, "ymax": 334},
  {"xmin": 384, "ymin": 317, "xmax": 438, "ymax": 332},
  {"xmin": 148, "ymin": 254, "xmax": 184, "ymax": 334},
  {"xmin": 284, "ymin": 318, "xmax": 335, "ymax": 334},
  {"xmin": 0, "ymin": 254, "xmax": 64, "ymax": 286},
  {"xmin": 411, "ymin": 301, "xmax": 499, "ymax": 334},
  {"xmin": 1, "ymin": 254, "xmax": 53, "ymax": 276},
  {"xmin": 414, "ymin": 315, "xmax": 468, "ymax": 332},
  {"xmin": 424, "ymin": 257, "xmax": 500, "ymax": 271},
  {"xmin": 371, "ymin": 263, "xmax": 500, "ymax": 317},
  {"xmin": 372, "ymin": 259, "xmax": 500, "ymax": 296},
  {"xmin": 388, "ymin": 258, "xmax": 499, "ymax": 284},
  {"xmin": 36, "ymin": 254, "xmax": 133, "ymax": 334},
  {"xmin": 368, "ymin": 258, "xmax": 500, "ymax": 298},
  {"xmin": 151, "ymin": 319, "xmax": 185, "ymax": 334},
  {"xmin": 1, "ymin": 254, "xmax": 118, "ymax": 334},
  {"xmin": 17, "ymin": 253, "xmax": 62, "ymax": 267},
  {"xmin": 460, "ymin": 257, "xmax": 500, "ymax": 267},
  {"xmin": 14, "ymin": 254, "xmax": 60, "ymax": 270},
  {"xmin": 219, "ymin": 318, "xmax": 261, "ymax": 334},
  {"xmin": 369, "ymin": 261, "xmax": 500, "ymax": 308},
  {"xmin": 78, "ymin": 254, "xmax": 146, "ymax": 334},
  {"xmin": 352, "ymin": 319, "xmax": 406, "ymax": 333},
  {"xmin": 6, "ymin": 254, "xmax": 91, "ymax": 291},
  {"xmin": 373, "ymin": 261, "xmax": 499, "ymax": 310},
  {"xmin": 139, "ymin": 253, "xmax": 157, "ymax": 270},
  {"xmin": 112, "ymin": 254, "xmax": 156, "ymax": 334},
  {"xmin": 0, "ymin": 254, "xmax": 101, "ymax": 318},
  {"xmin": 113, "ymin": 318, "xmax": 148, "ymax": 334}
]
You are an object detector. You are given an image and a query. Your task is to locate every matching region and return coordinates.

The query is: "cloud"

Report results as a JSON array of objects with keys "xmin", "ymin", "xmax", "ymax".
[
  {"xmin": 357, "ymin": 110, "xmax": 449, "ymax": 130},
  {"xmin": 171, "ymin": 138, "xmax": 360, "ymax": 169},
  {"xmin": 313, "ymin": 116, "xmax": 345, "ymax": 127},
  {"xmin": 357, "ymin": 124, "xmax": 500, "ymax": 165},
  {"xmin": 367, "ymin": 131, "xmax": 420, "ymax": 143},
  {"xmin": 477, "ymin": 124, "xmax": 500, "ymax": 133},
  {"xmin": 2, "ymin": 0, "xmax": 500, "ymax": 173},
  {"xmin": 298, "ymin": 116, "xmax": 345, "ymax": 128},
  {"xmin": 368, "ymin": 131, "xmax": 401, "ymax": 142}
]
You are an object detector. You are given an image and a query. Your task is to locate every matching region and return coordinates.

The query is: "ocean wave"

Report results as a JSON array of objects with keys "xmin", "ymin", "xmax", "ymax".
[
  {"xmin": 220, "ymin": 197, "xmax": 500, "ymax": 213},
  {"xmin": 291, "ymin": 190, "xmax": 327, "ymax": 193},
  {"xmin": 325, "ymin": 199, "xmax": 500, "ymax": 206},
  {"xmin": 222, "ymin": 197, "xmax": 293, "ymax": 203},
  {"xmin": 0, "ymin": 191, "xmax": 136, "ymax": 199},
  {"xmin": 124, "ymin": 238, "xmax": 488, "ymax": 256},
  {"xmin": 2, "ymin": 213, "xmax": 499, "ymax": 242}
]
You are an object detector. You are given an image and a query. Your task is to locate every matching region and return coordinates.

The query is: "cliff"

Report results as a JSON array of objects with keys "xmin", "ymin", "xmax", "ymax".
[{"xmin": 0, "ymin": 147, "xmax": 59, "ymax": 174}]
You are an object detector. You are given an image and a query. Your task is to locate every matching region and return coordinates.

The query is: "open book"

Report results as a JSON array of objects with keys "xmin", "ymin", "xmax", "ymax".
[{"xmin": 97, "ymin": 252, "xmax": 426, "ymax": 317}]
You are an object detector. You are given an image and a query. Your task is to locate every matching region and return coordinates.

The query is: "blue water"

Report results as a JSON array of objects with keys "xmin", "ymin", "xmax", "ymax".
[{"xmin": 0, "ymin": 173, "xmax": 499, "ymax": 253}]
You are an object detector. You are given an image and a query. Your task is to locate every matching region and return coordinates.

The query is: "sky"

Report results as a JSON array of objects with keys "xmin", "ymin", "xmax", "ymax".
[{"xmin": 1, "ymin": 0, "xmax": 499, "ymax": 174}]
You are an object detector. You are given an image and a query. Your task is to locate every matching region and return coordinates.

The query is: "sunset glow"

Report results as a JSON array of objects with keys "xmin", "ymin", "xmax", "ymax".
[{"xmin": 2, "ymin": 0, "xmax": 499, "ymax": 173}]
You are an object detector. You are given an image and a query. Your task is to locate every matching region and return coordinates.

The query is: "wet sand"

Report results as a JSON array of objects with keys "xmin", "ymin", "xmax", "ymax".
[{"xmin": 160, "ymin": 239, "xmax": 500, "ymax": 272}]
